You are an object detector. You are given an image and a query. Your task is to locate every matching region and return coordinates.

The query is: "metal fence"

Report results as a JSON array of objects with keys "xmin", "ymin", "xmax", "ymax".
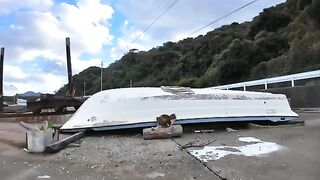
[{"xmin": 210, "ymin": 70, "xmax": 320, "ymax": 91}]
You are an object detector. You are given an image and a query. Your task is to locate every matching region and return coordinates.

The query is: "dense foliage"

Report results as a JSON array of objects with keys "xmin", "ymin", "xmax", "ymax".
[{"xmin": 57, "ymin": 0, "xmax": 320, "ymax": 96}]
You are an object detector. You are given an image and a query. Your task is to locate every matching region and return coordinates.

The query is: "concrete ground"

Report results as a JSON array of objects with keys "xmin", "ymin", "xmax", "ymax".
[{"xmin": 0, "ymin": 112, "xmax": 319, "ymax": 180}]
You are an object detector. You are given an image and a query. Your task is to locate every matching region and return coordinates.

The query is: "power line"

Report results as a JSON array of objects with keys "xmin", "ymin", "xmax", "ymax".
[
  {"xmin": 137, "ymin": 0, "xmax": 171, "ymax": 36},
  {"xmin": 190, "ymin": 0, "xmax": 258, "ymax": 35},
  {"xmin": 142, "ymin": 0, "xmax": 168, "ymax": 23},
  {"xmin": 131, "ymin": 0, "xmax": 179, "ymax": 44},
  {"xmin": 118, "ymin": 0, "xmax": 169, "ymax": 57},
  {"xmin": 144, "ymin": 0, "xmax": 164, "ymax": 17}
]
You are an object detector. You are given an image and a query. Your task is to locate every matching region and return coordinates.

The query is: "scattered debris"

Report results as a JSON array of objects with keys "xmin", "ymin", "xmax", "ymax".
[
  {"xmin": 248, "ymin": 120, "xmax": 305, "ymax": 129},
  {"xmin": 226, "ymin": 127, "xmax": 239, "ymax": 132},
  {"xmin": 239, "ymin": 137, "xmax": 261, "ymax": 142},
  {"xmin": 23, "ymin": 148, "xmax": 30, "ymax": 153},
  {"xmin": 294, "ymin": 108, "xmax": 320, "ymax": 113},
  {"xmin": 45, "ymin": 131, "xmax": 85, "ymax": 153},
  {"xmin": 20, "ymin": 120, "xmax": 83, "ymax": 153},
  {"xmin": 146, "ymin": 172, "xmax": 165, "ymax": 179},
  {"xmin": 194, "ymin": 129, "xmax": 215, "ymax": 133},
  {"xmin": 37, "ymin": 175, "xmax": 51, "ymax": 179},
  {"xmin": 68, "ymin": 143, "xmax": 81, "ymax": 147},
  {"xmin": 179, "ymin": 140, "xmax": 215, "ymax": 150}
]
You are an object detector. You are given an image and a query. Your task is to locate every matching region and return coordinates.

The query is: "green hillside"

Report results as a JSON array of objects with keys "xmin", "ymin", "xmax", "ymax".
[{"xmin": 57, "ymin": 0, "xmax": 320, "ymax": 96}]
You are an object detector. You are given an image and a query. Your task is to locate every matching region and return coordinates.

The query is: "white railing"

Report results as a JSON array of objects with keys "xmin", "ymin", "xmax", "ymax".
[{"xmin": 211, "ymin": 70, "xmax": 320, "ymax": 91}]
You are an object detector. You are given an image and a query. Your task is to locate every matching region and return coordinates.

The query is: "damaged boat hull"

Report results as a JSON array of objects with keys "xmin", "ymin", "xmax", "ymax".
[{"xmin": 61, "ymin": 87, "xmax": 298, "ymax": 132}]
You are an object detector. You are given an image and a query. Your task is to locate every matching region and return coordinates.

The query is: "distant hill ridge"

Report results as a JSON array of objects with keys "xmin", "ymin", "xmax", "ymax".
[
  {"xmin": 19, "ymin": 91, "xmax": 41, "ymax": 97},
  {"xmin": 57, "ymin": 0, "xmax": 320, "ymax": 96}
]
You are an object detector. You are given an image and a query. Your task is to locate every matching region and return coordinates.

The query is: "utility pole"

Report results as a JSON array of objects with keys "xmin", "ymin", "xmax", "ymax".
[
  {"xmin": 0, "ymin": 47, "xmax": 4, "ymax": 112},
  {"xmin": 65, "ymin": 37, "xmax": 73, "ymax": 96},
  {"xmin": 83, "ymin": 82, "xmax": 86, "ymax": 96},
  {"xmin": 100, "ymin": 61, "xmax": 103, "ymax": 92}
]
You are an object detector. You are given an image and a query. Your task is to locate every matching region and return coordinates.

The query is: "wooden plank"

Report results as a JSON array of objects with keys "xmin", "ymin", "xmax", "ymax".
[
  {"xmin": 44, "ymin": 131, "xmax": 85, "ymax": 153},
  {"xmin": 143, "ymin": 125, "xmax": 183, "ymax": 140}
]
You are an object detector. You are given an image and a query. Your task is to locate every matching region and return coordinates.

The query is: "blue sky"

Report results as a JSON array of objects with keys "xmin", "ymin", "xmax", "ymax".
[{"xmin": 0, "ymin": 0, "xmax": 285, "ymax": 94}]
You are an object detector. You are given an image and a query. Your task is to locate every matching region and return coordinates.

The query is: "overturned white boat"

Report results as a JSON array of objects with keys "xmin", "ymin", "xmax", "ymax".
[{"xmin": 61, "ymin": 86, "xmax": 298, "ymax": 132}]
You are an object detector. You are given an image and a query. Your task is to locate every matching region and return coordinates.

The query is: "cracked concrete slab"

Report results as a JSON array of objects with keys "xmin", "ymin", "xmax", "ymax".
[
  {"xmin": 174, "ymin": 113, "xmax": 320, "ymax": 180},
  {"xmin": 0, "ymin": 112, "xmax": 320, "ymax": 180},
  {"xmin": 0, "ymin": 128, "xmax": 219, "ymax": 180}
]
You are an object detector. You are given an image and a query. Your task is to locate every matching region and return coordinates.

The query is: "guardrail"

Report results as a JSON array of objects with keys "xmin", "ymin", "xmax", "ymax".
[{"xmin": 210, "ymin": 70, "xmax": 320, "ymax": 91}]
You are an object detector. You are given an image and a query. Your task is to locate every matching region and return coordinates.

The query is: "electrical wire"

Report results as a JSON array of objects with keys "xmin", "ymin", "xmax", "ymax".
[
  {"xmin": 142, "ymin": 0, "xmax": 169, "ymax": 23},
  {"xmin": 137, "ymin": 0, "xmax": 171, "ymax": 36},
  {"xmin": 190, "ymin": 0, "xmax": 258, "ymax": 35},
  {"xmin": 130, "ymin": 0, "xmax": 179, "ymax": 44}
]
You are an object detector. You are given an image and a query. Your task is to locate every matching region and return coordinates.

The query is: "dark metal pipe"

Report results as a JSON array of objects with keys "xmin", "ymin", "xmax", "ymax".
[
  {"xmin": 0, "ymin": 47, "xmax": 4, "ymax": 112},
  {"xmin": 45, "ymin": 131, "xmax": 85, "ymax": 153},
  {"xmin": 65, "ymin": 37, "xmax": 73, "ymax": 96}
]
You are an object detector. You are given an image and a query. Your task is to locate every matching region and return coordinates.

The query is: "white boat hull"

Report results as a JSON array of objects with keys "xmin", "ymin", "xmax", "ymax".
[{"xmin": 61, "ymin": 87, "xmax": 298, "ymax": 132}]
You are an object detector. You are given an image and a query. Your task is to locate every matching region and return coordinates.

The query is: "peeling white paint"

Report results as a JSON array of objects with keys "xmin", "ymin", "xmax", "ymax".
[
  {"xmin": 61, "ymin": 87, "xmax": 298, "ymax": 131},
  {"xmin": 189, "ymin": 137, "xmax": 284, "ymax": 162}
]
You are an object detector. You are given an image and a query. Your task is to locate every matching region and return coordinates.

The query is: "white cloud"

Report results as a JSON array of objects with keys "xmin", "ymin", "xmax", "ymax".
[
  {"xmin": 54, "ymin": 0, "xmax": 114, "ymax": 54},
  {"xmin": 110, "ymin": 20, "xmax": 151, "ymax": 60},
  {"xmin": 2, "ymin": 53, "xmax": 105, "ymax": 94},
  {"xmin": 4, "ymin": 65, "xmax": 26, "ymax": 82},
  {"xmin": 1, "ymin": 0, "xmax": 114, "ymax": 62},
  {"xmin": 0, "ymin": 0, "xmax": 53, "ymax": 15},
  {"xmin": 3, "ymin": 64, "xmax": 65, "ymax": 94},
  {"xmin": 115, "ymin": 0, "xmax": 286, "ymax": 42},
  {"xmin": 0, "ymin": 0, "xmax": 287, "ymax": 94},
  {"xmin": 72, "ymin": 57, "xmax": 103, "ymax": 73},
  {"xmin": 0, "ymin": 0, "xmax": 114, "ymax": 93},
  {"xmin": 111, "ymin": 0, "xmax": 286, "ymax": 60}
]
